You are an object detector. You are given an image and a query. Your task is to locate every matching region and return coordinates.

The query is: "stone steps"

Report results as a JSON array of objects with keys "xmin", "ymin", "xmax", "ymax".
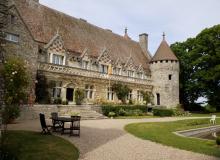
[{"xmin": 18, "ymin": 105, "xmax": 107, "ymax": 121}]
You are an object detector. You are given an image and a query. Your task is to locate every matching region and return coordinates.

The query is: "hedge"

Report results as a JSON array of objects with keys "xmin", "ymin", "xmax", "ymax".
[
  {"xmin": 101, "ymin": 105, "xmax": 147, "ymax": 116},
  {"xmin": 153, "ymin": 108, "xmax": 174, "ymax": 117}
]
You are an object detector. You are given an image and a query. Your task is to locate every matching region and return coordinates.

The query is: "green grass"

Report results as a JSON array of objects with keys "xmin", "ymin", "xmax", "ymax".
[
  {"xmin": 1, "ymin": 131, "xmax": 79, "ymax": 160},
  {"xmin": 189, "ymin": 112, "xmax": 220, "ymax": 117},
  {"xmin": 125, "ymin": 119, "xmax": 220, "ymax": 157}
]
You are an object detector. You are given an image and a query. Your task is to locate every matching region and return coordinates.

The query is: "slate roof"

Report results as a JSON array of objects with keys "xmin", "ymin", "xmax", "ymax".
[
  {"xmin": 14, "ymin": 0, "xmax": 151, "ymax": 72},
  {"xmin": 151, "ymin": 39, "xmax": 178, "ymax": 62}
]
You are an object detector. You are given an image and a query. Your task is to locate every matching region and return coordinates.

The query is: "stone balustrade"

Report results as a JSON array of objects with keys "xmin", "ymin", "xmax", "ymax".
[{"xmin": 38, "ymin": 62, "xmax": 152, "ymax": 86}]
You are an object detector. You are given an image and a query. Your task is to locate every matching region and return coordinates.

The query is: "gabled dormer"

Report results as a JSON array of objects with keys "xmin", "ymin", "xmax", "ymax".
[
  {"xmin": 97, "ymin": 48, "xmax": 112, "ymax": 74},
  {"xmin": 124, "ymin": 56, "xmax": 136, "ymax": 77},
  {"xmin": 44, "ymin": 33, "xmax": 67, "ymax": 66}
]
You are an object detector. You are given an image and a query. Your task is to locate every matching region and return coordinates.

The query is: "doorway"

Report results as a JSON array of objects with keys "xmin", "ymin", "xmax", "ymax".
[{"xmin": 66, "ymin": 88, "xmax": 74, "ymax": 102}]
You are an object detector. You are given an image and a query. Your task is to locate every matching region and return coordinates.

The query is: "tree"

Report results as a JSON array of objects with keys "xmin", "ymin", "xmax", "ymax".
[
  {"xmin": 35, "ymin": 72, "xmax": 51, "ymax": 104},
  {"xmin": 141, "ymin": 91, "xmax": 154, "ymax": 105},
  {"xmin": 112, "ymin": 83, "xmax": 131, "ymax": 104},
  {"xmin": 171, "ymin": 24, "xmax": 220, "ymax": 111},
  {"xmin": 75, "ymin": 88, "xmax": 84, "ymax": 105}
]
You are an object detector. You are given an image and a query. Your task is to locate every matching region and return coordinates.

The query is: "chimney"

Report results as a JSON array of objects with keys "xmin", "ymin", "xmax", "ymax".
[
  {"xmin": 139, "ymin": 33, "xmax": 151, "ymax": 59},
  {"xmin": 139, "ymin": 33, "xmax": 148, "ymax": 51}
]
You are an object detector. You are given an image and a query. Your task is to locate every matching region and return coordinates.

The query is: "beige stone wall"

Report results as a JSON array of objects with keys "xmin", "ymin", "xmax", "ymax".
[
  {"xmin": 150, "ymin": 60, "xmax": 179, "ymax": 108},
  {"xmin": 41, "ymin": 71, "xmax": 152, "ymax": 104}
]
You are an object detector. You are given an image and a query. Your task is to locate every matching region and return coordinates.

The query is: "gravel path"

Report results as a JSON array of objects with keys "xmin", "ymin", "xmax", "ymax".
[{"xmin": 8, "ymin": 117, "xmax": 220, "ymax": 160}]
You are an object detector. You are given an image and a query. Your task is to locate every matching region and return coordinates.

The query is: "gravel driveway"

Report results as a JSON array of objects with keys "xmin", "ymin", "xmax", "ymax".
[{"xmin": 8, "ymin": 117, "xmax": 220, "ymax": 160}]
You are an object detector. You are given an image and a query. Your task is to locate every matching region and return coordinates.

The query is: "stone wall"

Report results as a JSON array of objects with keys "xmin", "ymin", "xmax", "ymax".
[
  {"xmin": 150, "ymin": 60, "xmax": 179, "ymax": 108},
  {"xmin": 39, "ymin": 70, "xmax": 152, "ymax": 104},
  {"xmin": 3, "ymin": 6, "xmax": 39, "ymax": 96}
]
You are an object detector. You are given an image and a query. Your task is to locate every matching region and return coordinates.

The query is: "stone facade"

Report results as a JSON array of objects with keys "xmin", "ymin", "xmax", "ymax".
[
  {"xmin": 2, "ymin": 0, "xmax": 180, "ymax": 108},
  {"xmin": 150, "ymin": 60, "xmax": 179, "ymax": 108}
]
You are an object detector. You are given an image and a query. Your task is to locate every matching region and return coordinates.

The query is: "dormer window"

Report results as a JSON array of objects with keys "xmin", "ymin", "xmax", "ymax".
[
  {"xmin": 100, "ymin": 64, "xmax": 108, "ymax": 74},
  {"xmin": 82, "ymin": 60, "xmax": 89, "ymax": 69},
  {"xmin": 113, "ymin": 67, "xmax": 121, "ymax": 75},
  {"xmin": 137, "ymin": 72, "xmax": 143, "ymax": 79},
  {"xmin": 52, "ymin": 54, "xmax": 64, "ymax": 65},
  {"xmin": 128, "ymin": 70, "xmax": 134, "ymax": 77}
]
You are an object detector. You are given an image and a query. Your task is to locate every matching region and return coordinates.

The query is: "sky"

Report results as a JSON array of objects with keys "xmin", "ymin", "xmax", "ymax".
[{"xmin": 40, "ymin": 0, "xmax": 220, "ymax": 55}]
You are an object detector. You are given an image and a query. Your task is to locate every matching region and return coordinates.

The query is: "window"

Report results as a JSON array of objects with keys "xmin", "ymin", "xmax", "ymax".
[
  {"xmin": 128, "ymin": 70, "xmax": 134, "ymax": 77},
  {"xmin": 52, "ymin": 54, "xmax": 64, "ymax": 65},
  {"xmin": 85, "ymin": 85, "xmax": 94, "ymax": 99},
  {"xmin": 113, "ymin": 67, "xmax": 121, "ymax": 75},
  {"xmin": 137, "ymin": 72, "xmax": 143, "ymax": 79},
  {"xmin": 100, "ymin": 64, "xmax": 108, "ymax": 74},
  {"xmin": 5, "ymin": 33, "xmax": 19, "ymax": 43},
  {"xmin": 156, "ymin": 93, "xmax": 160, "ymax": 105},
  {"xmin": 82, "ymin": 60, "xmax": 89, "ymax": 69},
  {"xmin": 137, "ymin": 90, "xmax": 143, "ymax": 101},
  {"xmin": 127, "ymin": 90, "xmax": 133, "ymax": 100},
  {"xmin": 10, "ymin": 15, "xmax": 16, "ymax": 24},
  {"xmin": 107, "ymin": 87, "xmax": 114, "ymax": 100},
  {"xmin": 52, "ymin": 81, "xmax": 62, "ymax": 98},
  {"xmin": 169, "ymin": 74, "xmax": 172, "ymax": 80}
]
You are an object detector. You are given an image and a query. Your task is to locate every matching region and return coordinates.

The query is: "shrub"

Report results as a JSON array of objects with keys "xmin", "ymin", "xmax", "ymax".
[
  {"xmin": 204, "ymin": 104, "xmax": 216, "ymax": 113},
  {"xmin": 101, "ymin": 105, "xmax": 147, "ymax": 117},
  {"xmin": 132, "ymin": 109, "xmax": 144, "ymax": 116},
  {"xmin": 108, "ymin": 112, "xmax": 116, "ymax": 117},
  {"xmin": 54, "ymin": 98, "xmax": 62, "ymax": 104},
  {"xmin": 62, "ymin": 100, "xmax": 68, "ymax": 105},
  {"xmin": 216, "ymin": 137, "xmax": 220, "ymax": 145},
  {"xmin": 75, "ymin": 89, "xmax": 85, "ymax": 105},
  {"xmin": 118, "ymin": 108, "xmax": 126, "ymax": 116},
  {"xmin": 2, "ymin": 105, "xmax": 20, "ymax": 124},
  {"xmin": 153, "ymin": 108, "xmax": 174, "ymax": 117}
]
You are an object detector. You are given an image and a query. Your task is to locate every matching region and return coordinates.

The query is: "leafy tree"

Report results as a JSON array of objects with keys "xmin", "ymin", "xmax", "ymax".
[
  {"xmin": 35, "ymin": 72, "xmax": 51, "ymax": 104},
  {"xmin": 112, "ymin": 83, "xmax": 131, "ymax": 104},
  {"xmin": 75, "ymin": 88, "xmax": 84, "ymax": 105},
  {"xmin": 171, "ymin": 24, "xmax": 220, "ymax": 111},
  {"xmin": 141, "ymin": 91, "xmax": 154, "ymax": 105},
  {"xmin": 2, "ymin": 57, "xmax": 29, "ymax": 105}
]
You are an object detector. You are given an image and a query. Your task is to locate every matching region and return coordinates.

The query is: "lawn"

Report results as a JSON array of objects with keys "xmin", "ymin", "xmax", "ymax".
[
  {"xmin": 125, "ymin": 118, "xmax": 220, "ymax": 157},
  {"xmin": 0, "ymin": 131, "xmax": 79, "ymax": 160},
  {"xmin": 189, "ymin": 112, "xmax": 220, "ymax": 117}
]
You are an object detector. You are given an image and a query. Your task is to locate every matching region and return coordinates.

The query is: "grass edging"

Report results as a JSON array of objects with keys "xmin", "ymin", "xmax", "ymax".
[{"xmin": 125, "ymin": 119, "xmax": 220, "ymax": 157}]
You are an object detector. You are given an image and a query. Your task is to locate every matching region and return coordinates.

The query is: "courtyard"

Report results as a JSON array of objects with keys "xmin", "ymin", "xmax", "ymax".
[{"xmin": 7, "ymin": 117, "xmax": 220, "ymax": 160}]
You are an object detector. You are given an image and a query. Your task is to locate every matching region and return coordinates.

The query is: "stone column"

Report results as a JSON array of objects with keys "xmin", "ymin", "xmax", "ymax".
[{"xmin": 61, "ymin": 87, "xmax": 66, "ymax": 101}]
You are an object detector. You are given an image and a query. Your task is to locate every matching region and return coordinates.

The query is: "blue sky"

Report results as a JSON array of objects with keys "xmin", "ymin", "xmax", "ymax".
[{"xmin": 40, "ymin": 0, "xmax": 220, "ymax": 55}]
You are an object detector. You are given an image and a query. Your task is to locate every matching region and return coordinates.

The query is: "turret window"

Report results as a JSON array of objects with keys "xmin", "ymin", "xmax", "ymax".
[
  {"xmin": 169, "ymin": 74, "xmax": 172, "ymax": 80},
  {"xmin": 5, "ymin": 33, "xmax": 19, "ymax": 43}
]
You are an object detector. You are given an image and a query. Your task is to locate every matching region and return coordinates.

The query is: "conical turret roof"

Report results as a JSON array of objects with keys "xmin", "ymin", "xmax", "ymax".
[{"xmin": 151, "ymin": 34, "xmax": 178, "ymax": 62}]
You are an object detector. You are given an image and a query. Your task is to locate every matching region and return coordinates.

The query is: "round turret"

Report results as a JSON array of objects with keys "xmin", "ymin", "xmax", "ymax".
[{"xmin": 150, "ymin": 34, "xmax": 179, "ymax": 108}]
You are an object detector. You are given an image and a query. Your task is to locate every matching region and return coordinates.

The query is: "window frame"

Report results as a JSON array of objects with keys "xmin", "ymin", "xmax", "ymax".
[{"xmin": 5, "ymin": 33, "xmax": 19, "ymax": 43}]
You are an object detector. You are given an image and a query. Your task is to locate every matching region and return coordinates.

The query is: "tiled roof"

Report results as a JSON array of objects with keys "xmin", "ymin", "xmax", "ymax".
[
  {"xmin": 14, "ymin": 0, "xmax": 151, "ymax": 72},
  {"xmin": 151, "ymin": 39, "xmax": 178, "ymax": 62}
]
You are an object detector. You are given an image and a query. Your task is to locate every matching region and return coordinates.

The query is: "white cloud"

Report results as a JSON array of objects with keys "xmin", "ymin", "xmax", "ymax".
[{"xmin": 40, "ymin": 0, "xmax": 220, "ymax": 54}]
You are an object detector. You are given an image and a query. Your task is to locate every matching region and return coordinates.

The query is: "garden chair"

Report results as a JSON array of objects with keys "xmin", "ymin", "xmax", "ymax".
[
  {"xmin": 210, "ymin": 115, "xmax": 216, "ymax": 125},
  {"xmin": 51, "ymin": 112, "xmax": 62, "ymax": 132},
  {"xmin": 39, "ymin": 113, "xmax": 52, "ymax": 134},
  {"xmin": 70, "ymin": 116, "xmax": 81, "ymax": 137}
]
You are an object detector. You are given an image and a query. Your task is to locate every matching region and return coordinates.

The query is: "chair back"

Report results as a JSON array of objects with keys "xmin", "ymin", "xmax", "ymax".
[
  {"xmin": 211, "ymin": 115, "xmax": 216, "ymax": 120},
  {"xmin": 39, "ymin": 113, "xmax": 47, "ymax": 129},
  {"xmin": 71, "ymin": 116, "xmax": 81, "ymax": 127},
  {"xmin": 51, "ymin": 112, "xmax": 58, "ymax": 119}
]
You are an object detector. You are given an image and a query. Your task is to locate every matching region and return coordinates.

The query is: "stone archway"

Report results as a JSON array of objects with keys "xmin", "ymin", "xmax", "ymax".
[{"xmin": 61, "ymin": 82, "xmax": 76, "ymax": 103}]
